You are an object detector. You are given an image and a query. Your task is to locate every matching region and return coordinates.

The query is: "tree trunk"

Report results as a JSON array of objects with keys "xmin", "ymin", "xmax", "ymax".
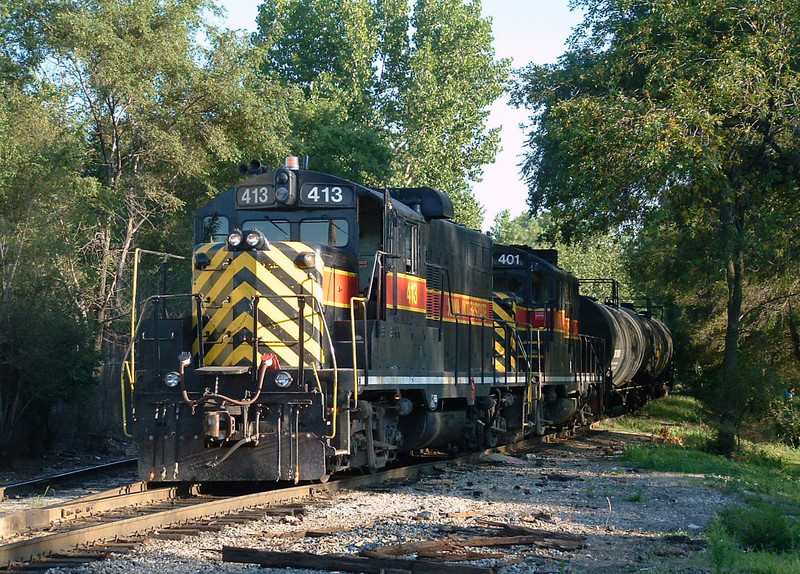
[
  {"xmin": 723, "ymin": 239, "xmax": 744, "ymax": 381},
  {"xmin": 718, "ymin": 198, "xmax": 747, "ymax": 455}
]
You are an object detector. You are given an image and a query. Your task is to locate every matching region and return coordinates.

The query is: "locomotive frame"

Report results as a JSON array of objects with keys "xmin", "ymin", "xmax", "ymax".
[{"xmin": 125, "ymin": 158, "xmax": 673, "ymax": 483}]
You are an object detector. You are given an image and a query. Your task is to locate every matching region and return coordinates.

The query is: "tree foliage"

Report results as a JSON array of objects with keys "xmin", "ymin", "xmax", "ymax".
[
  {"xmin": 26, "ymin": 0, "xmax": 290, "ymax": 348},
  {"xmin": 0, "ymin": 87, "xmax": 97, "ymax": 458},
  {"xmin": 254, "ymin": 0, "xmax": 508, "ymax": 228},
  {"xmin": 514, "ymin": 0, "xmax": 800, "ymax": 439},
  {"xmin": 0, "ymin": 0, "xmax": 291, "ymax": 454}
]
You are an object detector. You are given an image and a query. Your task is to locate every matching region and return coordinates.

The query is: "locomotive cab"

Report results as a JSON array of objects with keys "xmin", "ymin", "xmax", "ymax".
[{"xmin": 492, "ymin": 245, "xmax": 603, "ymax": 431}]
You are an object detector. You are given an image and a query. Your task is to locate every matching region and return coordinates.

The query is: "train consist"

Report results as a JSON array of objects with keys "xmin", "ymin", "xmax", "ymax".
[{"xmin": 128, "ymin": 158, "xmax": 673, "ymax": 483}]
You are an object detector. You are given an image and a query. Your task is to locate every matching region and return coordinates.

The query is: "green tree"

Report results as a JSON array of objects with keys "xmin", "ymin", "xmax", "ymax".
[
  {"xmin": 514, "ymin": 0, "xmax": 800, "ymax": 446},
  {"xmin": 0, "ymin": 87, "xmax": 98, "ymax": 458},
  {"xmin": 36, "ymin": 1, "xmax": 287, "ymax": 338},
  {"xmin": 1, "ymin": 0, "xmax": 291, "ymax": 436},
  {"xmin": 254, "ymin": 0, "xmax": 391, "ymax": 182},
  {"xmin": 254, "ymin": 0, "xmax": 508, "ymax": 228}
]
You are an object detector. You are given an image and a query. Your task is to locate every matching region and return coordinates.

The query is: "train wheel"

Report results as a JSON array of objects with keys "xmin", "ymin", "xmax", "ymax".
[
  {"xmin": 485, "ymin": 427, "xmax": 498, "ymax": 448},
  {"xmin": 485, "ymin": 415, "xmax": 507, "ymax": 448}
]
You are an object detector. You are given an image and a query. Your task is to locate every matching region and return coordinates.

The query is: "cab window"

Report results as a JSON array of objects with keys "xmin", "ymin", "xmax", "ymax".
[
  {"xmin": 404, "ymin": 223, "xmax": 419, "ymax": 274},
  {"xmin": 494, "ymin": 275, "xmax": 523, "ymax": 295},
  {"xmin": 202, "ymin": 215, "xmax": 229, "ymax": 242},
  {"xmin": 243, "ymin": 219, "xmax": 291, "ymax": 242},
  {"xmin": 300, "ymin": 219, "xmax": 349, "ymax": 246}
]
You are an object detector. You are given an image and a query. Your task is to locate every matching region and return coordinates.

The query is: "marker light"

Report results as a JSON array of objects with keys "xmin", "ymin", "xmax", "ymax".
[
  {"xmin": 285, "ymin": 156, "xmax": 300, "ymax": 170},
  {"xmin": 275, "ymin": 371, "xmax": 293, "ymax": 388},
  {"xmin": 295, "ymin": 252, "xmax": 316, "ymax": 269}
]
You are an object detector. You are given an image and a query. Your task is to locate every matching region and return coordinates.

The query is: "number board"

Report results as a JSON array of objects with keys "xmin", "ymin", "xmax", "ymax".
[
  {"xmin": 236, "ymin": 185, "xmax": 275, "ymax": 207},
  {"xmin": 495, "ymin": 253, "xmax": 524, "ymax": 267},
  {"xmin": 300, "ymin": 184, "xmax": 354, "ymax": 206}
]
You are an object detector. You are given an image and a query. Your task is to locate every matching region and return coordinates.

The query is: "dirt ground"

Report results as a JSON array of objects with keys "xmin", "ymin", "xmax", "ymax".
[{"xmin": 485, "ymin": 428, "xmax": 733, "ymax": 572}]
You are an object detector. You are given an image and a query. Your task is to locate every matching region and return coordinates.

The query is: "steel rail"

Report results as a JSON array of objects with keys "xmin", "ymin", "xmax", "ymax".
[
  {"xmin": 0, "ymin": 459, "xmax": 137, "ymax": 500},
  {"xmin": 0, "ymin": 483, "xmax": 182, "ymax": 540}
]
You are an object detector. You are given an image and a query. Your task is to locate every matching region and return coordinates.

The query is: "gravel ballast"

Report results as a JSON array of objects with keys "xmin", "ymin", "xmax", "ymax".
[{"xmin": 14, "ymin": 429, "xmax": 732, "ymax": 574}]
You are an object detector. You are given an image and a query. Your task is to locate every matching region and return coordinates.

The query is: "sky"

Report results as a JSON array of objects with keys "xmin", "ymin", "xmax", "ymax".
[{"xmin": 213, "ymin": 0, "xmax": 583, "ymax": 231}]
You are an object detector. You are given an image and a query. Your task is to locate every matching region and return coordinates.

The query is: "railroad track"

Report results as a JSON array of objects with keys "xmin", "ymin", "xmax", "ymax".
[
  {"xmin": 0, "ymin": 459, "xmax": 138, "ymax": 500},
  {"xmin": 0, "ymin": 435, "xmax": 571, "ymax": 572},
  {"xmin": 0, "ymin": 457, "xmax": 467, "ymax": 572}
]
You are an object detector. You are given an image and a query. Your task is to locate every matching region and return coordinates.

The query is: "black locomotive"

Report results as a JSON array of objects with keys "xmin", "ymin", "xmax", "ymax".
[{"xmin": 127, "ymin": 158, "xmax": 673, "ymax": 483}]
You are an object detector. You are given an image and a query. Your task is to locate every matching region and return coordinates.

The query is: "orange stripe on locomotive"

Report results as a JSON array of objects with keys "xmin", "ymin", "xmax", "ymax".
[
  {"xmin": 322, "ymin": 267, "xmax": 359, "ymax": 308},
  {"xmin": 385, "ymin": 272, "xmax": 428, "ymax": 313}
]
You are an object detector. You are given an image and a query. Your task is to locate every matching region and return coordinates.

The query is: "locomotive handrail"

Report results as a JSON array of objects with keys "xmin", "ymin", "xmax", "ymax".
[
  {"xmin": 121, "ymin": 291, "xmax": 203, "ymax": 437},
  {"xmin": 125, "ymin": 248, "xmax": 188, "ymax": 437},
  {"xmin": 492, "ymin": 315, "xmax": 545, "ymax": 434},
  {"xmin": 365, "ymin": 249, "xmax": 399, "ymax": 320},
  {"xmin": 441, "ymin": 270, "xmax": 493, "ymax": 384},
  {"xmin": 349, "ymin": 296, "xmax": 368, "ymax": 402}
]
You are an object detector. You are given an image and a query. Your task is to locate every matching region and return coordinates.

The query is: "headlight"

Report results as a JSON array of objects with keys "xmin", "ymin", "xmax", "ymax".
[
  {"xmin": 274, "ymin": 371, "xmax": 293, "ymax": 388},
  {"xmin": 295, "ymin": 252, "xmax": 316, "ymax": 269},
  {"xmin": 227, "ymin": 230, "xmax": 243, "ymax": 249},
  {"xmin": 164, "ymin": 372, "xmax": 181, "ymax": 388},
  {"xmin": 245, "ymin": 230, "xmax": 268, "ymax": 250}
]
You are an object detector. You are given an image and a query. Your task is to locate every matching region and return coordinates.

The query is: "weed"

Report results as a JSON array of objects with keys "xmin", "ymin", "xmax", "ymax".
[
  {"xmin": 708, "ymin": 518, "xmax": 800, "ymax": 574},
  {"xmin": 624, "ymin": 488, "xmax": 643, "ymax": 503},
  {"xmin": 28, "ymin": 485, "xmax": 53, "ymax": 509}
]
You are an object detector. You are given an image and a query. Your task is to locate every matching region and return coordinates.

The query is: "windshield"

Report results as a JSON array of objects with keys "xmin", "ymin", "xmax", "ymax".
[
  {"xmin": 243, "ymin": 219, "xmax": 290, "ymax": 242},
  {"xmin": 242, "ymin": 218, "xmax": 350, "ymax": 246},
  {"xmin": 300, "ymin": 219, "xmax": 349, "ymax": 247}
]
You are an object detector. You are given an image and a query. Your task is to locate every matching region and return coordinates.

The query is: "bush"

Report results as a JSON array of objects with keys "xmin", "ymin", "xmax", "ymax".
[
  {"xmin": 719, "ymin": 500, "xmax": 800, "ymax": 553},
  {"xmin": 773, "ymin": 401, "xmax": 800, "ymax": 448}
]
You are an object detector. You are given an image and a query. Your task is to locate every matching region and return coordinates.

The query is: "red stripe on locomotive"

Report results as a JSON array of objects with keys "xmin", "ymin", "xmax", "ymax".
[
  {"xmin": 385, "ymin": 273, "xmax": 428, "ymax": 312},
  {"xmin": 322, "ymin": 268, "xmax": 359, "ymax": 308}
]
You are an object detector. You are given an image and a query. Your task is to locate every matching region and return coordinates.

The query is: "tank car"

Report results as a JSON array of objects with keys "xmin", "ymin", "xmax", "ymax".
[{"xmin": 579, "ymin": 291, "xmax": 674, "ymax": 409}]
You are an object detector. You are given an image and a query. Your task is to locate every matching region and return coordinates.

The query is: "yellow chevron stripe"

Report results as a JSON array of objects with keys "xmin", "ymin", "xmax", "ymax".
[
  {"xmin": 203, "ymin": 254, "xmax": 254, "ymax": 305},
  {"xmin": 227, "ymin": 343, "xmax": 279, "ymax": 367},
  {"xmin": 191, "ymin": 242, "xmax": 326, "ymax": 369},
  {"xmin": 244, "ymin": 337, "xmax": 299, "ymax": 368},
  {"xmin": 266, "ymin": 243, "xmax": 323, "ymax": 287},
  {"xmin": 192, "ymin": 246, "xmax": 229, "ymax": 297},
  {"xmin": 253, "ymin": 291, "xmax": 322, "ymax": 345},
  {"xmin": 203, "ymin": 334, "xmax": 229, "ymax": 366},
  {"xmin": 223, "ymin": 291, "xmax": 322, "ymax": 367}
]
